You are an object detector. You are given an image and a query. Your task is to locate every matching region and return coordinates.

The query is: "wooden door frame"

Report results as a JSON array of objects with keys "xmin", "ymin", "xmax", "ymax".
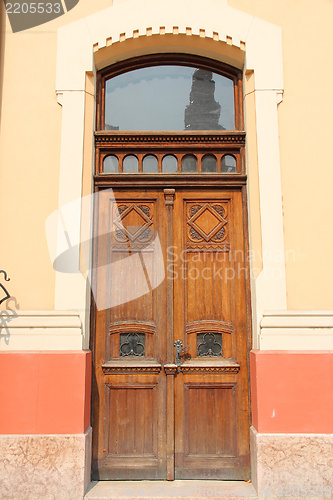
[
  {"xmin": 95, "ymin": 53, "xmax": 244, "ymax": 132},
  {"xmin": 89, "ymin": 179, "xmax": 253, "ymax": 479},
  {"xmin": 90, "ymin": 53, "xmax": 252, "ymax": 479}
]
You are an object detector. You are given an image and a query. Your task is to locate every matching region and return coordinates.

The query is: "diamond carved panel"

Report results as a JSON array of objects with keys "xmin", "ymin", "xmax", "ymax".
[
  {"xmin": 188, "ymin": 203, "xmax": 227, "ymax": 242},
  {"xmin": 113, "ymin": 203, "xmax": 153, "ymax": 241}
]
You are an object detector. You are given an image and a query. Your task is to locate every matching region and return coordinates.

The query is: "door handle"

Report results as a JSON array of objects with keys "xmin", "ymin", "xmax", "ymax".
[
  {"xmin": 174, "ymin": 340, "xmax": 190, "ymax": 370},
  {"xmin": 174, "ymin": 340, "xmax": 183, "ymax": 367}
]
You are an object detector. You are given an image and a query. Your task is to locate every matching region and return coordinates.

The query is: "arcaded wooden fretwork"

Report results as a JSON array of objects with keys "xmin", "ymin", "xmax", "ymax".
[{"xmin": 95, "ymin": 132, "xmax": 245, "ymax": 177}]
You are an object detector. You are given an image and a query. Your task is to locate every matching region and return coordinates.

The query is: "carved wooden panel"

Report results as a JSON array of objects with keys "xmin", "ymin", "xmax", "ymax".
[
  {"xmin": 109, "ymin": 321, "xmax": 156, "ymax": 360},
  {"xmin": 186, "ymin": 321, "xmax": 233, "ymax": 360},
  {"xmin": 92, "ymin": 56, "xmax": 248, "ymax": 479},
  {"xmin": 102, "ymin": 362, "xmax": 162, "ymax": 375},
  {"xmin": 181, "ymin": 199, "xmax": 234, "ymax": 359},
  {"xmin": 92, "ymin": 190, "xmax": 168, "ymax": 480},
  {"xmin": 178, "ymin": 364, "xmax": 240, "ymax": 374},
  {"xmin": 186, "ymin": 320, "xmax": 233, "ymax": 334},
  {"xmin": 108, "ymin": 198, "xmax": 159, "ymax": 360},
  {"xmin": 112, "ymin": 201, "xmax": 155, "ymax": 246},
  {"xmin": 92, "ymin": 188, "xmax": 250, "ymax": 481},
  {"xmin": 106, "ymin": 384, "xmax": 157, "ymax": 456},
  {"xmin": 95, "ymin": 131, "xmax": 245, "ymax": 146},
  {"xmin": 187, "ymin": 203, "xmax": 228, "ymax": 243},
  {"xmin": 173, "ymin": 190, "xmax": 250, "ymax": 480},
  {"xmin": 184, "ymin": 383, "xmax": 236, "ymax": 456}
]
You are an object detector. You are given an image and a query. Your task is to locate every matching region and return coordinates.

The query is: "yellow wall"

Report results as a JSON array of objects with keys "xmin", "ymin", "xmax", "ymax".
[
  {"xmin": 230, "ymin": 0, "xmax": 333, "ymax": 308},
  {"xmin": 0, "ymin": 13, "xmax": 61, "ymax": 308},
  {"xmin": 0, "ymin": 1, "xmax": 111, "ymax": 309},
  {"xmin": 0, "ymin": 0, "xmax": 332, "ymax": 310}
]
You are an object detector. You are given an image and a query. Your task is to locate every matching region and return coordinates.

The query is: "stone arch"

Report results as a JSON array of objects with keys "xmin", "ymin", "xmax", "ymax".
[{"xmin": 93, "ymin": 31, "xmax": 245, "ymax": 73}]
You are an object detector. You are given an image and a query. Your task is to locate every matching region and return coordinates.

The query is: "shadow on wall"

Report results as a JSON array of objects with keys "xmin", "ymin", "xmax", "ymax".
[
  {"xmin": 0, "ymin": 1, "xmax": 6, "ymax": 123},
  {"xmin": 0, "ymin": 271, "xmax": 19, "ymax": 345}
]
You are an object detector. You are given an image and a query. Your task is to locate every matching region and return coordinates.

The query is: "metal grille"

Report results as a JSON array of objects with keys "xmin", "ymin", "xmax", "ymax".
[
  {"xmin": 119, "ymin": 333, "xmax": 145, "ymax": 357},
  {"xmin": 197, "ymin": 332, "xmax": 222, "ymax": 357}
]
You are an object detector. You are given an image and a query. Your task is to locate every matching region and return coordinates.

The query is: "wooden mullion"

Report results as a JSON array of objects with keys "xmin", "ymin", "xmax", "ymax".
[
  {"xmin": 157, "ymin": 154, "xmax": 162, "ymax": 173},
  {"xmin": 118, "ymin": 154, "xmax": 124, "ymax": 173},
  {"xmin": 137, "ymin": 153, "xmax": 143, "ymax": 173},
  {"xmin": 164, "ymin": 188, "xmax": 176, "ymax": 480},
  {"xmin": 197, "ymin": 153, "xmax": 203, "ymax": 173},
  {"xmin": 216, "ymin": 153, "xmax": 222, "ymax": 173},
  {"xmin": 177, "ymin": 154, "xmax": 182, "ymax": 173}
]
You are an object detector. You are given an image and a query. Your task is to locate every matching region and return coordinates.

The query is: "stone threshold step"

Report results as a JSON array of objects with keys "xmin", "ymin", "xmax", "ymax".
[{"xmin": 85, "ymin": 480, "xmax": 258, "ymax": 500}]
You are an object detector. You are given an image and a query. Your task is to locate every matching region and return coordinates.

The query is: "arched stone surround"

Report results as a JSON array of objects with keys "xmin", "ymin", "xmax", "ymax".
[{"xmin": 54, "ymin": 0, "xmax": 286, "ymax": 346}]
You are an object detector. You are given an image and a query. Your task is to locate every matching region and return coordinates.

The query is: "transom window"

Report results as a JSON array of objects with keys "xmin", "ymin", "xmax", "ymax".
[
  {"xmin": 95, "ymin": 54, "xmax": 245, "ymax": 177},
  {"xmin": 104, "ymin": 66, "xmax": 235, "ymax": 132},
  {"xmin": 102, "ymin": 152, "xmax": 237, "ymax": 174}
]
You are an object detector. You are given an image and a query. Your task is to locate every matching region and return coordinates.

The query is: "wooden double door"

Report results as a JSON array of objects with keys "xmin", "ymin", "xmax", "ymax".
[{"xmin": 91, "ymin": 186, "xmax": 250, "ymax": 480}]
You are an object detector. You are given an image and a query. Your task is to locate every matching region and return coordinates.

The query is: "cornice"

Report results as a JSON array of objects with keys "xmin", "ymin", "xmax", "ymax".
[{"xmin": 95, "ymin": 131, "xmax": 246, "ymax": 147}]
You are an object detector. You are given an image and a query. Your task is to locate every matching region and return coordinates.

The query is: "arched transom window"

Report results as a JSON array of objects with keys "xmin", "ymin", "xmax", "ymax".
[
  {"xmin": 104, "ymin": 66, "xmax": 235, "ymax": 132},
  {"xmin": 95, "ymin": 54, "xmax": 245, "ymax": 177}
]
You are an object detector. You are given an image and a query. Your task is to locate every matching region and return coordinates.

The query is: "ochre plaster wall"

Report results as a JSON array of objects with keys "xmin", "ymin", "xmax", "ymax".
[
  {"xmin": 1, "ymin": 0, "xmax": 332, "ymax": 310},
  {"xmin": 0, "ymin": 1, "xmax": 111, "ymax": 310},
  {"xmin": 230, "ymin": 0, "xmax": 333, "ymax": 309}
]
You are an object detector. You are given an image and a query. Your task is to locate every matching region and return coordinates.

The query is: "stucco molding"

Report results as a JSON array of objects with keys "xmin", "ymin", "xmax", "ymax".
[
  {"xmin": 0, "ymin": 310, "xmax": 83, "ymax": 351},
  {"xmin": 56, "ymin": 0, "xmax": 283, "ymax": 93},
  {"xmin": 259, "ymin": 311, "xmax": 333, "ymax": 350}
]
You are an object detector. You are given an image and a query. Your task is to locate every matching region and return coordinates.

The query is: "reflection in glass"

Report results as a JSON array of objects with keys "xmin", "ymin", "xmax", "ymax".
[
  {"xmin": 182, "ymin": 155, "xmax": 197, "ymax": 173},
  {"xmin": 201, "ymin": 154, "xmax": 217, "ymax": 173},
  {"xmin": 221, "ymin": 155, "xmax": 236, "ymax": 173},
  {"xmin": 185, "ymin": 70, "xmax": 223, "ymax": 131},
  {"xmin": 162, "ymin": 155, "xmax": 178, "ymax": 173},
  {"xmin": 105, "ymin": 66, "xmax": 235, "ymax": 131},
  {"xmin": 103, "ymin": 155, "xmax": 119, "ymax": 173},
  {"xmin": 123, "ymin": 155, "xmax": 139, "ymax": 173},
  {"xmin": 142, "ymin": 155, "xmax": 158, "ymax": 173}
]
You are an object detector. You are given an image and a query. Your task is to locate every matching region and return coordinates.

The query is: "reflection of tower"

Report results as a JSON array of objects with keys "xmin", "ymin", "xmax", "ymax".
[{"xmin": 184, "ymin": 69, "xmax": 224, "ymax": 130}]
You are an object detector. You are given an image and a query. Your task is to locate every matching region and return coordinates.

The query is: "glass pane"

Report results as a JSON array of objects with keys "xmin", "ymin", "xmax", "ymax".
[
  {"xmin": 142, "ymin": 155, "xmax": 158, "ymax": 173},
  {"xmin": 105, "ymin": 66, "xmax": 235, "ymax": 131},
  {"xmin": 201, "ymin": 154, "xmax": 217, "ymax": 173},
  {"xmin": 103, "ymin": 155, "xmax": 119, "ymax": 173},
  {"xmin": 182, "ymin": 155, "xmax": 197, "ymax": 173},
  {"xmin": 162, "ymin": 155, "xmax": 177, "ymax": 173},
  {"xmin": 221, "ymin": 155, "xmax": 236, "ymax": 173},
  {"xmin": 123, "ymin": 155, "xmax": 138, "ymax": 173}
]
